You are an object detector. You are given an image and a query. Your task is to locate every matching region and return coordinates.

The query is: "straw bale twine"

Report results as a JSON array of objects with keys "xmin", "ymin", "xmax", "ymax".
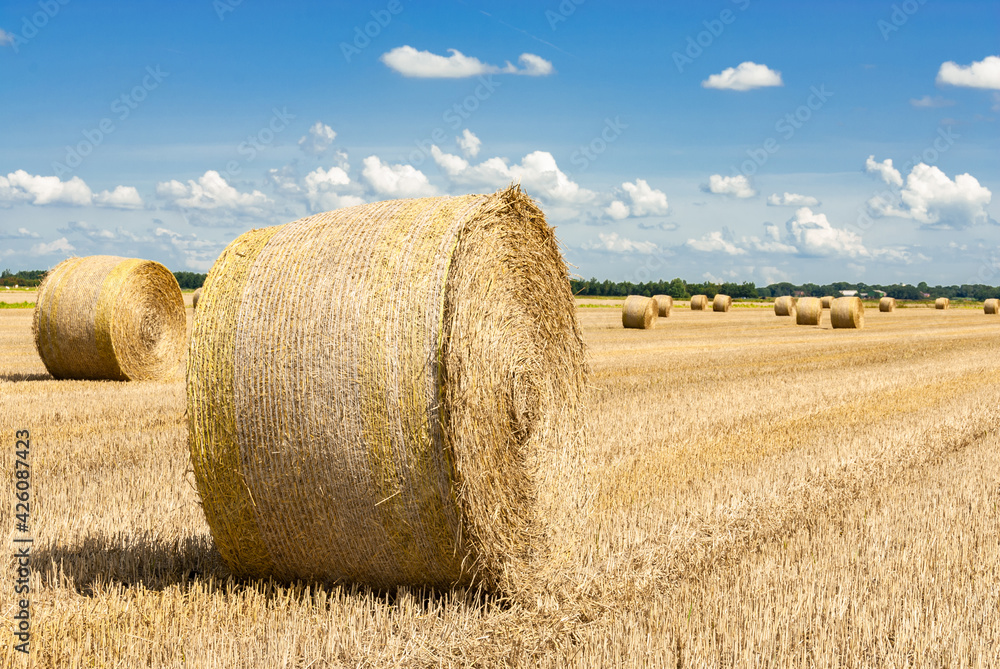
[
  {"xmin": 820, "ymin": 296, "xmax": 834, "ymax": 308},
  {"xmin": 796, "ymin": 297, "xmax": 823, "ymax": 325},
  {"xmin": 879, "ymin": 296, "xmax": 896, "ymax": 312},
  {"xmin": 622, "ymin": 295, "xmax": 657, "ymax": 329},
  {"xmin": 713, "ymin": 294, "xmax": 732, "ymax": 312},
  {"xmin": 33, "ymin": 255, "xmax": 186, "ymax": 381},
  {"xmin": 935, "ymin": 297, "xmax": 949, "ymax": 309},
  {"xmin": 774, "ymin": 295, "xmax": 796, "ymax": 317},
  {"xmin": 652, "ymin": 294, "xmax": 673, "ymax": 317},
  {"xmin": 192, "ymin": 287, "xmax": 202, "ymax": 308},
  {"xmin": 187, "ymin": 186, "xmax": 586, "ymax": 593},
  {"xmin": 831, "ymin": 296, "xmax": 865, "ymax": 329},
  {"xmin": 985, "ymin": 299, "xmax": 999, "ymax": 314},
  {"xmin": 690, "ymin": 294, "xmax": 708, "ymax": 310}
]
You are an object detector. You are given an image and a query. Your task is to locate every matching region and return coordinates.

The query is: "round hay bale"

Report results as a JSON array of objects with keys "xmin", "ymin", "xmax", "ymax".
[
  {"xmin": 774, "ymin": 295, "xmax": 796, "ymax": 317},
  {"xmin": 831, "ymin": 296, "xmax": 865, "ymax": 329},
  {"xmin": 187, "ymin": 187, "xmax": 587, "ymax": 593},
  {"xmin": 652, "ymin": 294, "xmax": 673, "ymax": 317},
  {"xmin": 879, "ymin": 296, "xmax": 896, "ymax": 312},
  {"xmin": 820, "ymin": 296, "xmax": 834, "ymax": 309},
  {"xmin": 192, "ymin": 287, "xmax": 202, "ymax": 308},
  {"xmin": 935, "ymin": 297, "xmax": 949, "ymax": 310},
  {"xmin": 690, "ymin": 294, "xmax": 708, "ymax": 310},
  {"xmin": 33, "ymin": 255, "xmax": 186, "ymax": 381},
  {"xmin": 985, "ymin": 299, "xmax": 999, "ymax": 314},
  {"xmin": 796, "ymin": 297, "xmax": 823, "ymax": 325},
  {"xmin": 623, "ymin": 295, "xmax": 657, "ymax": 329},
  {"xmin": 712, "ymin": 294, "xmax": 732, "ymax": 312}
]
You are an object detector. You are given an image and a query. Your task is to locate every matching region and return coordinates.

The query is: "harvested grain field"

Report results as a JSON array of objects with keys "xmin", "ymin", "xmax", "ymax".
[{"xmin": 1, "ymin": 304, "xmax": 998, "ymax": 667}]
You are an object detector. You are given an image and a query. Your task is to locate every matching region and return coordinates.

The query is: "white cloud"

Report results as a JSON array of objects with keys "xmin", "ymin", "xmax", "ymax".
[
  {"xmin": 0, "ymin": 28, "xmax": 13, "ymax": 46},
  {"xmin": 702, "ymin": 61, "xmax": 783, "ymax": 91},
  {"xmin": 303, "ymin": 165, "xmax": 365, "ymax": 211},
  {"xmin": 767, "ymin": 192, "xmax": 820, "ymax": 207},
  {"xmin": 30, "ymin": 237, "xmax": 75, "ymax": 257},
  {"xmin": 909, "ymin": 95, "xmax": 955, "ymax": 108},
  {"xmin": 457, "ymin": 129, "xmax": 481, "ymax": 158},
  {"xmin": 93, "ymin": 185, "xmax": 144, "ymax": 210},
  {"xmin": 0, "ymin": 227, "xmax": 40, "ymax": 239},
  {"xmin": 604, "ymin": 200, "xmax": 630, "ymax": 220},
  {"xmin": 380, "ymin": 46, "xmax": 554, "ymax": 78},
  {"xmin": 0, "ymin": 170, "xmax": 93, "ymax": 206},
  {"xmin": 298, "ymin": 121, "xmax": 337, "ymax": 156},
  {"xmin": 784, "ymin": 207, "xmax": 869, "ymax": 258},
  {"xmin": 867, "ymin": 162, "xmax": 993, "ymax": 230},
  {"xmin": 936, "ymin": 55, "xmax": 1000, "ymax": 90},
  {"xmin": 704, "ymin": 174, "xmax": 756, "ymax": 198},
  {"xmin": 153, "ymin": 227, "xmax": 224, "ymax": 272},
  {"xmin": 760, "ymin": 266, "xmax": 790, "ymax": 285},
  {"xmin": 155, "ymin": 170, "xmax": 271, "ymax": 215},
  {"xmin": 582, "ymin": 232, "xmax": 657, "ymax": 255},
  {"xmin": 686, "ymin": 230, "xmax": 747, "ymax": 255},
  {"xmin": 620, "ymin": 179, "xmax": 669, "ymax": 216},
  {"xmin": 864, "ymin": 155, "xmax": 903, "ymax": 188},
  {"xmin": 362, "ymin": 156, "xmax": 436, "ymax": 197},
  {"xmin": 59, "ymin": 221, "xmax": 118, "ymax": 240}
]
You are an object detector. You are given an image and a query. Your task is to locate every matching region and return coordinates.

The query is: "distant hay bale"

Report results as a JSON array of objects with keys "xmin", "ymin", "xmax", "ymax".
[
  {"xmin": 192, "ymin": 287, "xmax": 202, "ymax": 308},
  {"xmin": 713, "ymin": 294, "xmax": 732, "ymax": 312},
  {"xmin": 879, "ymin": 296, "xmax": 896, "ymax": 312},
  {"xmin": 622, "ymin": 295, "xmax": 657, "ymax": 329},
  {"xmin": 820, "ymin": 296, "xmax": 834, "ymax": 308},
  {"xmin": 831, "ymin": 296, "xmax": 865, "ymax": 329},
  {"xmin": 985, "ymin": 299, "xmax": 999, "ymax": 314},
  {"xmin": 652, "ymin": 294, "xmax": 673, "ymax": 317},
  {"xmin": 187, "ymin": 186, "xmax": 587, "ymax": 593},
  {"xmin": 33, "ymin": 255, "xmax": 186, "ymax": 381},
  {"xmin": 935, "ymin": 297, "xmax": 949, "ymax": 310},
  {"xmin": 690, "ymin": 294, "xmax": 708, "ymax": 310},
  {"xmin": 774, "ymin": 295, "xmax": 797, "ymax": 317},
  {"xmin": 796, "ymin": 297, "xmax": 823, "ymax": 325}
]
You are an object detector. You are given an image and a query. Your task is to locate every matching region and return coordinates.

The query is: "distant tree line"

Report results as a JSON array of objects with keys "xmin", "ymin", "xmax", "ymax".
[
  {"xmin": 173, "ymin": 272, "xmax": 207, "ymax": 290},
  {"xmin": 1, "ymin": 268, "xmax": 208, "ymax": 290}
]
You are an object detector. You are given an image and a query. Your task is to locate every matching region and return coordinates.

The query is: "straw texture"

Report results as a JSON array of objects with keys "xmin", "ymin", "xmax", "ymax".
[
  {"xmin": 820, "ymin": 296, "xmax": 834, "ymax": 309},
  {"xmin": 985, "ymin": 299, "xmax": 999, "ymax": 315},
  {"xmin": 622, "ymin": 295, "xmax": 657, "ymax": 329},
  {"xmin": 192, "ymin": 287, "xmax": 202, "ymax": 308},
  {"xmin": 879, "ymin": 297, "xmax": 896, "ymax": 312},
  {"xmin": 690, "ymin": 295, "xmax": 708, "ymax": 310},
  {"xmin": 796, "ymin": 297, "xmax": 823, "ymax": 325},
  {"xmin": 187, "ymin": 186, "xmax": 586, "ymax": 593},
  {"xmin": 936, "ymin": 297, "xmax": 949, "ymax": 310},
  {"xmin": 652, "ymin": 294, "xmax": 672, "ymax": 317},
  {"xmin": 32, "ymin": 255, "xmax": 186, "ymax": 381},
  {"xmin": 713, "ymin": 294, "xmax": 732, "ymax": 312},
  {"xmin": 774, "ymin": 296, "xmax": 796, "ymax": 317},
  {"xmin": 831, "ymin": 296, "xmax": 865, "ymax": 329}
]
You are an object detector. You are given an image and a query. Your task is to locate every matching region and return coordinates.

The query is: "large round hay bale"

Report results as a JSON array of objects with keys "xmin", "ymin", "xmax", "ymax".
[
  {"xmin": 652, "ymin": 294, "xmax": 673, "ymax": 317},
  {"xmin": 879, "ymin": 296, "xmax": 896, "ymax": 312},
  {"xmin": 690, "ymin": 294, "xmax": 708, "ymax": 310},
  {"xmin": 820, "ymin": 296, "xmax": 834, "ymax": 309},
  {"xmin": 187, "ymin": 187, "xmax": 586, "ymax": 593},
  {"xmin": 713, "ymin": 294, "xmax": 732, "ymax": 312},
  {"xmin": 935, "ymin": 297, "xmax": 949, "ymax": 309},
  {"xmin": 33, "ymin": 255, "xmax": 186, "ymax": 381},
  {"xmin": 985, "ymin": 299, "xmax": 999, "ymax": 314},
  {"xmin": 623, "ymin": 295, "xmax": 657, "ymax": 329},
  {"xmin": 774, "ymin": 295, "xmax": 796, "ymax": 317},
  {"xmin": 831, "ymin": 296, "xmax": 864, "ymax": 329},
  {"xmin": 796, "ymin": 297, "xmax": 823, "ymax": 325},
  {"xmin": 192, "ymin": 287, "xmax": 202, "ymax": 308}
]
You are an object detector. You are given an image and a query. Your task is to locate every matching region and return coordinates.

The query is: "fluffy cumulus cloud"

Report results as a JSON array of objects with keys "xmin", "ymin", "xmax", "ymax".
[
  {"xmin": 152, "ymin": 227, "xmax": 226, "ymax": 272},
  {"xmin": 93, "ymin": 185, "xmax": 144, "ymax": 209},
  {"xmin": 380, "ymin": 46, "xmax": 553, "ymax": 78},
  {"xmin": 685, "ymin": 230, "xmax": 747, "ymax": 255},
  {"xmin": 298, "ymin": 121, "xmax": 337, "ymax": 156},
  {"xmin": 155, "ymin": 170, "xmax": 271, "ymax": 216},
  {"xmin": 867, "ymin": 161, "xmax": 993, "ymax": 230},
  {"xmin": 582, "ymin": 232, "xmax": 657, "ymax": 255},
  {"xmin": 702, "ymin": 61, "xmax": 783, "ymax": 91},
  {"xmin": 362, "ymin": 156, "xmax": 436, "ymax": 197},
  {"xmin": 457, "ymin": 129, "xmax": 481, "ymax": 158},
  {"xmin": 936, "ymin": 55, "xmax": 1000, "ymax": 90},
  {"xmin": 864, "ymin": 155, "xmax": 903, "ymax": 188},
  {"xmin": 606, "ymin": 179, "xmax": 669, "ymax": 219},
  {"xmin": 604, "ymin": 200, "xmax": 630, "ymax": 220},
  {"xmin": 783, "ymin": 207, "xmax": 869, "ymax": 258},
  {"xmin": 0, "ymin": 171, "xmax": 93, "ymax": 206},
  {"xmin": 767, "ymin": 192, "xmax": 820, "ymax": 207},
  {"xmin": 703, "ymin": 174, "xmax": 756, "ymax": 198},
  {"xmin": 302, "ymin": 164, "xmax": 365, "ymax": 211},
  {"xmin": 30, "ymin": 237, "xmax": 75, "ymax": 257}
]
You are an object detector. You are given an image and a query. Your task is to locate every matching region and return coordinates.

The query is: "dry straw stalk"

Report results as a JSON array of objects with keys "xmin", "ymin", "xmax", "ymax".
[
  {"xmin": 652, "ymin": 294, "xmax": 673, "ymax": 317},
  {"xmin": 623, "ymin": 295, "xmax": 657, "ymax": 329},
  {"xmin": 713, "ymin": 294, "xmax": 732, "ymax": 312},
  {"xmin": 985, "ymin": 299, "xmax": 999, "ymax": 314},
  {"xmin": 690, "ymin": 294, "xmax": 708, "ymax": 310},
  {"xmin": 796, "ymin": 297, "xmax": 823, "ymax": 325},
  {"xmin": 187, "ymin": 186, "xmax": 587, "ymax": 594},
  {"xmin": 33, "ymin": 255, "xmax": 186, "ymax": 381},
  {"xmin": 879, "ymin": 296, "xmax": 896, "ymax": 312},
  {"xmin": 831, "ymin": 296, "xmax": 865, "ymax": 329},
  {"xmin": 936, "ymin": 297, "xmax": 950, "ymax": 310},
  {"xmin": 774, "ymin": 295, "xmax": 796, "ymax": 317}
]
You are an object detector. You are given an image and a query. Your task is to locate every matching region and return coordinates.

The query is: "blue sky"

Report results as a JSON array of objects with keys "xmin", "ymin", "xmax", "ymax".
[{"xmin": 1, "ymin": 0, "xmax": 998, "ymax": 286}]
